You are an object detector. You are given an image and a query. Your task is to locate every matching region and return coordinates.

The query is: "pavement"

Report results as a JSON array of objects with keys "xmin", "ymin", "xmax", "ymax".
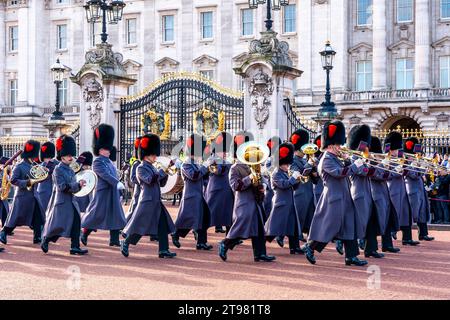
[{"xmin": 1, "ymin": 204, "xmax": 450, "ymax": 300}]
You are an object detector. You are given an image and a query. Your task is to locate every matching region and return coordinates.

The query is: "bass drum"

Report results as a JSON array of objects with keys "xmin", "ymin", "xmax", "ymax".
[
  {"xmin": 74, "ymin": 170, "xmax": 97, "ymax": 197},
  {"xmin": 157, "ymin": 156, "xmax": 184, "ymax": 195}
]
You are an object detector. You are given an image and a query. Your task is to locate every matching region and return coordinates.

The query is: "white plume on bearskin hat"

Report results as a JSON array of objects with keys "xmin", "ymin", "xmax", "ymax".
[
  {"xmin": 92, "ymin": 123, "xmax": 115, "ymax": 156},
  {"xmin": 56, "ymin": 135, "xmax": 77, "ymax": 160}
]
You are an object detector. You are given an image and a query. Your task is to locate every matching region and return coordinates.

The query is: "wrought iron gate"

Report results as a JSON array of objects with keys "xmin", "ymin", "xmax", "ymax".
[
  {"xmin": 118, "ymin": 72, "xmax": 244, "ymax": 165},
  {"xmin": 283, "ymin": 98, "xmax": 317, "ymax": 140}
]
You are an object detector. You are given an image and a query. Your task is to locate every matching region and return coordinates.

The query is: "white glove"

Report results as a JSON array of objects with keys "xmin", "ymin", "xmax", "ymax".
[
  {"xmin": 117, "ymin": 182, "xmax": 125, "ymax": 191},
  {"xmin": 381, "ymin": 158, "xmax": 390, "ymax": 167},
  {"xmin": 425, "ymin": 186, "xmax": 432, "ymax": 192},
  {"xmin": 354, "ymin": 158, "xmax": 365, "ymax": 168},
  {"xmin": 291, "ymin": 171, "xmax": 301, "ymax": 180},
  {"xmin": 395, "ymin": 166, "xmax": 403, "ymax": 174}
]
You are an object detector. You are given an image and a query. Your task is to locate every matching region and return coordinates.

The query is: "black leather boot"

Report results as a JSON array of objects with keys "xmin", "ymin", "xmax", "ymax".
[
  {"xmin": 41, "ymin": 238, "xmax": 49, "ymax": 253},
  {"xmin": 196, "ymin": 243, "xmax": 213, "ymax": 250},
  {"xmin": 159, "ymin": 250, "xmax": 176, "ymax": 258},
  {"xmin": 80, "ymin": 232, "xmax": 88, "ymax": 246},
  {"xmin": 335, "ymin": 240, "xmax": 344, "ymax": 255},
  {"xmin": 0, "ymin": 230, "xmax": 7, "ymax": 245},
  {"xmin": 302, "ymin": 244, "xmax": 316, "ymax": 265},
  {"xmin": 290, "ymin": 247, "xmax": 305, "ymax": 255},
  {"xmin": 364, "ymin": 251, "xmax": 385, "ymax": 258},
  {"xmin": 345, "ymin": 257, "xmax": 368, "ymax": 266},
  {"xmin": 382, "ymin": 247, "xmax": 400, "ymax": 253},
  {"xmin": 358, "ymin": 239, "xmax": 365, "ymax": 251},
  {"xmin": 0, "ymin": 247, "xmax": 4, "ymax": 253},
  {"xmin": 70, "ymin": 247, "xmax": 88, "ymax": 255},
  {"xmin": 218, "ymin": 241, "xmax": 228, "ymax": 261},
  {"xmin": 276, "ymin": 236, "xmax": 284, "ymax": 248},
  {"xmin": 171, "ymin": 233, "xmax": 181, "ymax": 248},
  {"xmin": 33, "ymin": 236, "xmax": 42, "ymax": 244},
  {"xmin": 402, "ymin": 239, "xmax": 420, "ymax": 246},
  {"xmin": 419, "ymin": 235, "xmax": 434, "ymax": 241},
  {"xmin": 254, "ymin": 254, "xmax": 276, "ymax": 262},
  {"xmin": 120, "ymin": 240, "xmax": 129, "ymax": 257}
]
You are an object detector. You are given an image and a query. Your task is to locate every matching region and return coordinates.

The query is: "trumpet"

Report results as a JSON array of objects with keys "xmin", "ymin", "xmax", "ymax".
[{"xmin": 27, "ymin": 161, "xmax": 49, "ymax": 191}]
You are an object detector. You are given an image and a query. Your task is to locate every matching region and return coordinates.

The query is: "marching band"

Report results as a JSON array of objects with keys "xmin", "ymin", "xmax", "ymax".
[{"xmin": 0, "ymin": 120, "xmax": 437, "ymax": 268}]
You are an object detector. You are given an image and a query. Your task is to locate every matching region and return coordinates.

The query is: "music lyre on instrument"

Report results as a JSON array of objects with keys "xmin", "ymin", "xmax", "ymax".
[{"xmin": 0, "ymin": 150, "xmax": 23, "ymax": 200}]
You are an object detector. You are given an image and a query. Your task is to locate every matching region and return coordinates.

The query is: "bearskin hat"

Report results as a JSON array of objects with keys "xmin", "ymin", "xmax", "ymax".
[
  {"xmin": 267, "ymin": 136, "xmax": 282, "ymax": 156},
  {"xmin": 384, "ymin": 131, "xmax": 403, "ymax": 151},
  {"xmin": 404, "ymin": 137, "xmax": 420, "ymax": 154},
  {"xmin": 233, "ymin": 131, "xmax": 254, "ymax": 159},
  {"xmin": 138, "ymin": 134, "xmax": 161, "ymax": 160},
  {"xmin": 109, "ymin": 146, "xmax": 117, "ymax": 162},
  {"xmin": 321, "ymin": 121, "xmax": 346, "ymax": 149},
  {"xmin": 313, "ymin": 135, "xmax": 322, "ymax": 156},
  {"xmin": 39, "ymin": 141, "xmax": 56, "ymax": 162},
  {"xmin": 56, "ymin": 135, "xmax": 77, "ymax": 160},
  {"xmin": 92, "ymin": 123, "xmax": 115, "ymax": 156},
  {"xmin": 212, "ymin": 132, "xmax": 232, "ymax": 154},
  {"xmin": 21, "ymin": 140, "xmax": 40, "ymax": 159},
  {"xmin": 275, "ymin": 142, "xmax": 295, "ymax": 166},
  {"xmin": 184, "ymin": 133, "xmax": 207, "ymax": 158},
  {"xmin": 78, "ymin": 151, "xmax": 93, "ymax": 167},
  {"xmin": 348, "ymin": 124, "xmax": 372, "ymax": 151},
  {"xmin": 0, "ymin": 144, "xmax": 3, "ymax": 158},
  {"xmin": 133, "ymin": 136, "xmax": 142, "ymax": 158},
  {"xmin": 290, "ymin": 129, "xmax": 310, "ymax": 151},
  {"xmin": 370, "ymin": 136, "xmax": 383, "ymax": 154}
]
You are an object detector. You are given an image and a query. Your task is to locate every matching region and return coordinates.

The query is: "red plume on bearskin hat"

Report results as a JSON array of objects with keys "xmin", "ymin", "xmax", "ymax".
[
  {"xmin": 233, "ymin": 131, "xmax": 254, "ymax": 159},
  {"xmin": 404, "ymin": 137, "xmax": 420, "ymax": 154},
  {"xmin": 313, "ymin": 135, "xmax": 322, "ymax": 156},
  {"xmin": 39, "ymin": 141, "xmax": 56, "ymax": 162},
  {"xmin": 138, "ymin": 134, "xmax": 161, "ymax": 161},
  {"xmin": 21, "ymin": 140, "xmax": 40, "ymax": 159},
  {"xmin": 384, "ymin": 131, "xmax": 403, "ymax": 151},
  {"xmin": 321, "ymin": 121, "xmax": 346, "ymax": 149},
  {"xmin": 274, "ymin": 142, "xmax": 295, "ymax": 166},
  {"xmin": 267, "ymin": 136, "xmax": 282, "ymax": 156},
  {"xmin": 56, "ymin": 135, "xmax": 77, "ymax": 160},
  {"xmin": 212, "ymin": 131, "xmax": 232, "ymax": 154},
  {"xmin": 185, "ymin": 133, "xmax": 207, "ymax": 158},
  {"xmin": 348, "ymin": 124, "xmax": 372, "ymax": 151},
  {"xmin": 133, "ymin": 136, "xmax": 142, "ymax": 158},
  {"xmin": 92, "ymin": 123, "xmax": 115, "ymax": 156},
  {"xmin": 290, "ymin": 129, "xmax": 310, "ymax": 151}
]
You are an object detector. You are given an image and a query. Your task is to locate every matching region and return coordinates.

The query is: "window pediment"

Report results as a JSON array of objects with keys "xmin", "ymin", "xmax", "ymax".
[
  {"xmin": 155, "ymin": 57, "xmax": 180, "ymax": 70},
  {"xmin": 432, "ymin": 36, "xmax": 450, "ymax": 55},
  {"xmin": 193, "ymin": 54, "xmax": 219, "ymax": 67}
]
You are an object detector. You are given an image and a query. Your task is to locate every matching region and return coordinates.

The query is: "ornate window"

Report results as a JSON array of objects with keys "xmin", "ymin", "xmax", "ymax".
[
  {"xmin": 283, "ymin": 4, "xmax": 296, "ymax": 33},
  {"xmin": 396, "ymin": 58, "xmax": 414, "ymax": 89},
  {"xmin": 357, "ymin": 0, "xmax": 372, "ymax": 26},
  {"xmin": 201, "ymin": 11, "xmax": 213, "ymax": 39},
  {"xmin": 440, "ymin": 56, "xmax": 450, "ymax": 88},
  {"xmin": 356, "ymin": 61, "xmax": 372, "ymax": 91},
  {"xmin": 241, "ymin": 9, "xmax": 253, "ymax": 36},
  {"xmin": 397, "ymin": 0, "xmax": 413, "ymax": 23}
]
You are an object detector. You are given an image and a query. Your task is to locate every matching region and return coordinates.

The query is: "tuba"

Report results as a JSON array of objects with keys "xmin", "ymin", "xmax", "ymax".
[{"xmin": 236, "ymin": 141, "xmax": 270, "ymax": 186}]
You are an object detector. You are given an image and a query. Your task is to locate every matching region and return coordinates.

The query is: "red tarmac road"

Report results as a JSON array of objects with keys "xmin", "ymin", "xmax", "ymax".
[{"xmin": 1, "ymin": 204, "xmax": 449, "ymax": 300}]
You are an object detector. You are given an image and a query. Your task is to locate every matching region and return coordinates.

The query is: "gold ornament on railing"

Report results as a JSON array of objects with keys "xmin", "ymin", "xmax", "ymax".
[{"xmin": 160, "ymin": 112, "xmax": 171, "ymax": 140}]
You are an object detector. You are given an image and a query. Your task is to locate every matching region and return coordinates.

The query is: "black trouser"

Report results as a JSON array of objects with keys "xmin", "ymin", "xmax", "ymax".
[
  {"xmin": 83, "ymin": 228, "xmax": 121, "ymax": 243},
  {"xmin": 125, "ymin": 211, "xmax": 169, "ymax": 252},
  {"xmin": 174, "ymin": 201, "xmax": 210, "ymax": 245},
  {"xmin": 309, "ymin": 239, "xmax": 359, "ymax": 259},
  {"xmin": 401, "ymin": 209, "xmax": 413, "ymax": 241},
  {"xmin": 4, "ymin": 202, "xmax": 44, "ymax": 240},
  {"xmin": 223, "ymin": 207, "xmax": 267, "ymax": 257},
  {"xmin": 381, "ymin": 210, "xmax": 397, "ymax": 249},
  {"xmin": 417, "ymin": 222, "xmax": 429, "ymax": 238},
  {"xmin": 364, "ymin": 209, "xmax": 379, "ymax": 254},
  {"xmin": 288, "ymin": 226, "xmax": 300, "ymax": 250},
  {"xmin": 46, "ymin": 207, "xmax": 81, "ymax": 248}
]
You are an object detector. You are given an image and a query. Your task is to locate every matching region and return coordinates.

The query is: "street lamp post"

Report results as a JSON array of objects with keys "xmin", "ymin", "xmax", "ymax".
[
  {"xmin": 84, "ymin": 0, "xmax": 126, "ymax": 44},
  {"xmin": 317, "ymin": 41, "xmax": 338, "ymax": 119},
  {"xmin": 248, "ymin": 0, "xmax": 290, "ymax": 31},
  {"xmin": 49, "ymin": 58, "xmax": 66, "ymax": 123}
]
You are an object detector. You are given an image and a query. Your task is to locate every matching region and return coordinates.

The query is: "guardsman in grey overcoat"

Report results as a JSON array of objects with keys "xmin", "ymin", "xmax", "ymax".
[
  {"xmin": 302, "ymin": 121, "xmax": 368, "ymax": 267},
  {"xmin": 81, "ymin": 124, "xmax": 127, "ymax": 247},
  {"xmin": 369, "ymin": 136, "xmax": 400, "ymax": 254},
  {"xmin": 36, "ymin": 142, "xmax": 59, "ymax": 214},
  {"xmin": 265, "ymin": 142, "xmax": 304, "ymax": 254},
  {"xmin": 0, "ymin": 140, "xmax": 46, "ymax": 245},
  {"xmin": 383, "ymin": 132, "xmax": 419, "ymax": 246},
  {"xmin": 120, "ymin": 134, "xmax": 176, "ymax": 259},
  {"xmin": 290, "ymin": 129, "xmax": 315, "ymax": 235},
  {"xmin": 262, "ymin": 137, "xmax": 281, "ymax": 222},
  {"xmin": 205, "ymin": 132, "xmax": 234, "ymax": 234},
  {"xmin": 125, "ymin": 137, "xmax": 142, "ymax": 223},
  {"xmin": 172, "ymin": 133, "xmax": 213, "ymax": 250},
  {"xmin": 218, "ymin": 131, "xmax": 276, "ymax": 262},
  {"xmin": 0, "ymin": 145, "xmax": 10, "ymax": 230},
  {"xmin": 310, "ymin": 135, "xmax": 324, "ymax": 206},
  {"xmin": 73, "ymin": 151, "xmax": 94, "ymax": 213},
  {"xmin": 41, "ymin": 135, "xmax": 88, "ymax": 255},
  {"xmin": 347, "ymin": 125, "xmax": 385, "ymax": 259},
  {"xmin": 403, "ymin": 137, "xmax": 434, "ymax": 242}
]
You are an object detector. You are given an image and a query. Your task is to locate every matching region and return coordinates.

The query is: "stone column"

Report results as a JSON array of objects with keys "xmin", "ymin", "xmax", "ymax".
[
  {"xmin": 17, "ymin": 4, "xmax": 29, "ymax": 104},
  {"xmin": 414, "ymin": 0, "xmax": 431, "ymax": 89},
  {"xmin": 0, "ymin": 2, "xmax": 5, "ymax": 106},
  {"xmin": 234, "ymin": 31, "xmax": 302, "ymax": 142},
  {"xmin": 372, "ymin": 0, "xmax": 387, "ymax": 90}
]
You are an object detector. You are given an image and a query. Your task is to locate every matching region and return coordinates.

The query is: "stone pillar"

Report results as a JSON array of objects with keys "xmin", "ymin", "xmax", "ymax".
[
  {"xmin": 17, "ymin": 4, "xmax": 29, "ymax": 104},
  {"xmin": 0, "ymin": 2, "xmax": 5, "ymax": 106},
  {"xmin": 71, "ymin": 43, "xmax": 136, "ymax": 153},
  {"xmin": 234, "ymin": 31, "xmax": 302, "ymax": 142},
  {"xmin": 415, "ymin": 0, "xmax": 431, "ymax": 89},
  {"xmin": 372, "ymin": 0, "xmax": 387, "ymax": 90}
]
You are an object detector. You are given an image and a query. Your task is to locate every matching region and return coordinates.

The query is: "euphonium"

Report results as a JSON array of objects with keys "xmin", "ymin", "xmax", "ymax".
[
  {"xmin": 27, "ymin": 161, "xmax": 49, "ymax": 191},
  {"xmin": 236, "ymin": 141, "xmax": 270, "ymax": 186}
]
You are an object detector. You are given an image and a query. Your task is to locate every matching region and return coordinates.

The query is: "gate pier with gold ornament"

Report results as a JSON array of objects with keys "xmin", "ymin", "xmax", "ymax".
[{"xmin": 118, "ymin": 72, "xmax": 244, "ymax": 165}]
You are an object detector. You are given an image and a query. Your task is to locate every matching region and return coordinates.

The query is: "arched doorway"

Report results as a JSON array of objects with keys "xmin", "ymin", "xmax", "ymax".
[{"xmin": 382, "ymin": 116, "xmax": 421, "ymax": 131}]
